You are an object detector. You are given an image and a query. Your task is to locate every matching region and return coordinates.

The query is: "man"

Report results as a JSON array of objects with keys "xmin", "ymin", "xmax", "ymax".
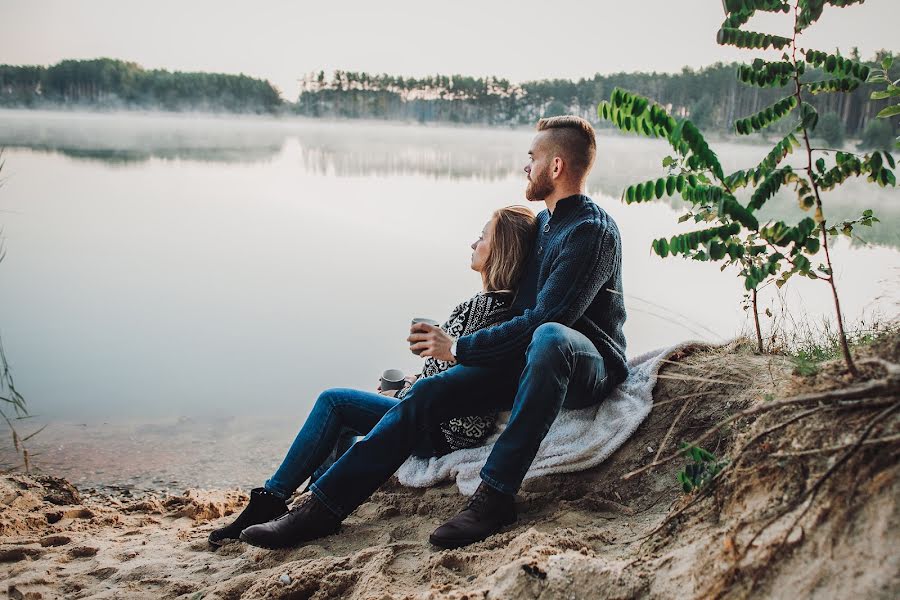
[{"xmin": 240, "ymin": 115, "xmax": 628, "ymax": 549}]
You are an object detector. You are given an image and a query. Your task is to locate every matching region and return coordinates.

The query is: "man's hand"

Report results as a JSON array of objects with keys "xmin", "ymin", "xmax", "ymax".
[{"xmin": 408, "ymin": 323, "xmax": 456, "ymax": 363}]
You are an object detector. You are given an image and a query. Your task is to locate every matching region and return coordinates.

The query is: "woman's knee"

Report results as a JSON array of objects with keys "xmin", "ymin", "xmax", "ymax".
[
  {"xmin": 312, "ymin": 387, "xmax": 360, "ymax": 415},
  {"xmin": 314, "ymin": 388, "xmax": 341, "ymax": 409}
]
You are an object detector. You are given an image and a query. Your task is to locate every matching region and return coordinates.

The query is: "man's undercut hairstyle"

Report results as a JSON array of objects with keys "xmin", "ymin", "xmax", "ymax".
[{"xmin": 536, "ymin": 116, "xmax": 597, "ymax": 182}]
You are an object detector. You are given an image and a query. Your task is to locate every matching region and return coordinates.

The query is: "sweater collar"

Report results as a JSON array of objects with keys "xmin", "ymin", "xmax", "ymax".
[{"xmin": 548, "ymin": 194, "xmax": 589, "ymax": 219}]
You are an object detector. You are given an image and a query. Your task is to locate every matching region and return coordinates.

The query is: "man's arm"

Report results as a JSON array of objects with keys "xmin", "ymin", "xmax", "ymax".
[{"xmin": 455, "ymin": 218, "xmax": 619, "ymax": 366}]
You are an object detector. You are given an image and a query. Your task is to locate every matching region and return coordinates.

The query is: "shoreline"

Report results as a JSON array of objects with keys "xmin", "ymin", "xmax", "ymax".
[{"xmin": 0, "ymin": 106, "xmax": 853, "ymax": 148}]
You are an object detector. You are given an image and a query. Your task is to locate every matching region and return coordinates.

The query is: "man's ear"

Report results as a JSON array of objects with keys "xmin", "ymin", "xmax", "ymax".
[{"xmin": 551, "ymin": 156, "xmax": 565, "ymax": 179}]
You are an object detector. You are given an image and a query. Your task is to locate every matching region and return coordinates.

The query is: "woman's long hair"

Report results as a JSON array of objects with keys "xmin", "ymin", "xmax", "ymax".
[{"xmin": 483, "ymin": 205, "xmax": 537, "ymax": 293}]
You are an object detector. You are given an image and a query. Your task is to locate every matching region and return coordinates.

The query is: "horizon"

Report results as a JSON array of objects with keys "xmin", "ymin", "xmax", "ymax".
[
  {"xmin": 3, "ymin": 49, "xmax": 896, "ymax": 104},
  {"xmin": 2, "ymin": 1, "xmax": 897, "ymax": 100}
]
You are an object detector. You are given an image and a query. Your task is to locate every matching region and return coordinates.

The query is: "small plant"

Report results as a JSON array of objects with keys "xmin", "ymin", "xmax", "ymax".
[
  {"xmin": 677, "ymin": 444, "xmax": 727, "ymax": 494},
  {"xmin": 597, "ymin": 0, "xmax": 896, "ymax": 377}
]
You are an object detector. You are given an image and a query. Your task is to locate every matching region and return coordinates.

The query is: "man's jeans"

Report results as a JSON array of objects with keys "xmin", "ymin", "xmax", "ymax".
[
  {"xmin": 264, "ymin": 391, "xmax": 437, "ymax": 499},
  {"xmin": 307, "ymin": 323, "xmax": 616, "ymax": 519}
]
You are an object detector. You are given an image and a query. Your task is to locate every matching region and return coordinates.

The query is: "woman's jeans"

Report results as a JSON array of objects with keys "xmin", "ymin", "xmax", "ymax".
[
  {"xmin": 264, "ymin": 391, "xmax": 437, "ymax": 500},
  {"xmin": 297, "ymin": 323, "xmax": 617, "ymax": 519}
]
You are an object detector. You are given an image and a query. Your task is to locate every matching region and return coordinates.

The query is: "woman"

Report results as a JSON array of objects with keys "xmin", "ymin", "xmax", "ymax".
[{"xmin": 209, "ymin": 205, "xmax": 536, "ymax": 546}]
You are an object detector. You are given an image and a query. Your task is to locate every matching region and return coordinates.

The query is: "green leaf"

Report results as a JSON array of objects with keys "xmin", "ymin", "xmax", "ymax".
[
  {"xmin": 749, "ymin": 167, "xmax": 791, "ymax": 211},
  {"xmin": 737, "ymin": 60, "xmax": 794, "ymax": 88},
  {"xmin": 599, "ymin": 88, "xmax": 678, "ymax": 141},
  {"xmin": 736, "ymin": 96, "xmax": 798, "ymax": 134},
  {"xmin": 876, "ymin": 105, "xmax": 900, "ymax": 119},
  {"xmin": 806, "ymin": 77, "xmax": 860, "ymax": 95},
  {"xmin": 652, "ymin": 238, "xmax": 670, "ymax": 258},
  {"xmin": 655, "ymin": 178, "xmax": 665, "ymax": 199},
  {"xmin": 805, "ymin": 49, "xmax": 869, "ymax": 81},
  {"xmin": 883, "ymin": 55, "xmax": 894, "ymax": 71},
  {"xmin": 799, "ymin": 102, "xmax": 819, "ymax": 130},
  {"xmin": 870, "ymin": 89, "xmax": 900, "ymax": 100},
  {"xmin": 717, "ymin": 27, "xmax": 791, "ymax": 51},
  {"xmin": 670, "ymin": 120, "xmax": 725, "ymax": 181}
]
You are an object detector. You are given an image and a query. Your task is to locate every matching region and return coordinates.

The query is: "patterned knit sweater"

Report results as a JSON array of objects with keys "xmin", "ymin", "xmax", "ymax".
[
  {"xmin": 455, "ymin": 194, "xmax": 629, "ymax": 386},
  {"xmin": 397, "ymin": 291, "xmax": 513, "ymax": 453}
]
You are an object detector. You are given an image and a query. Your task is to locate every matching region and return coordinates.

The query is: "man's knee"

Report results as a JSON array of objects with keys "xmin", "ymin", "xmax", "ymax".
[{"xmin": 527, "ymin": 322, "xmax": 575, "ymax": 365}]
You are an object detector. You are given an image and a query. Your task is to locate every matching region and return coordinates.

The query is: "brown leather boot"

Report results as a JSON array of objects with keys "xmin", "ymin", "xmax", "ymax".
[
  {"xmin": 429, "ymin": 482, "xmax": 517, "ymax": 549},
  {"xmin": 208, "ymin": 487, "xmax": 288, "ymax": 547},
  {"xmin": 239, "ymin": 493, "xmax": 342, "ymax": 549}
]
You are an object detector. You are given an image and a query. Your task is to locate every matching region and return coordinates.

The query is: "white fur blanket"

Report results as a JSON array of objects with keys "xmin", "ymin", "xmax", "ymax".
[{"xmin": 396, "ymin": 343, "xmax": 690, "ymax": 496}]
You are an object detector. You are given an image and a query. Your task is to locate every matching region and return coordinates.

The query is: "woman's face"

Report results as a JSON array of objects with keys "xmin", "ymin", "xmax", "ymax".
[{"xmin": 470, "ymin": 217, "xmax": 496, "ymax": 273}]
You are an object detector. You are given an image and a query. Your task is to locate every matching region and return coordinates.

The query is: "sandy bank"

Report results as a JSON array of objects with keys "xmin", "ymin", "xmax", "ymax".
[{"xmin": 2, "ymin": 336, "xmax": 898, "ymax": 599}]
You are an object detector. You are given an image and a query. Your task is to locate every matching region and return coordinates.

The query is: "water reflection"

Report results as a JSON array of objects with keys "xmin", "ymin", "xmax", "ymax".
[{"xmin": 2, "ymin": 109, "xmax": 895, "ymax": 246}]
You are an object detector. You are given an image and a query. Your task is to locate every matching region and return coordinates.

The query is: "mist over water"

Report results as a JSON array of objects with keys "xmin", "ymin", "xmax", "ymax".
[{"xmin": 0, "ymin": 110, "xmax": 897, "ymax": 422}]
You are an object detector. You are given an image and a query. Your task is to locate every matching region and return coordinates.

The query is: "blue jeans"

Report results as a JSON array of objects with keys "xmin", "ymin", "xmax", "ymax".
[
  {"xmin": 306, "ymin": 323, "xmax": 616, "ymax": 519},
  {"xmin": 264, "ymin": 390, "xmax": 438, "ymax": 499}
]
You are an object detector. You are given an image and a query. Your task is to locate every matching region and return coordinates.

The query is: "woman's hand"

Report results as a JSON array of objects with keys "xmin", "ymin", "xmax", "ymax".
[{"xmin": 408, "ymin": 323, "xmax": 455, "ymax": 362}]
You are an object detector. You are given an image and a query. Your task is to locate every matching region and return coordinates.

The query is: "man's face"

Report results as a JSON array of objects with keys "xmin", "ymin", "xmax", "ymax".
[{"xmin": 524, "ymin": 132, "xmax": 555, "ymax": 201}]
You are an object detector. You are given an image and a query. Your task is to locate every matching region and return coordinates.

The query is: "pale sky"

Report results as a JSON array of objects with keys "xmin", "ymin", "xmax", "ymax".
[{"xmin": 1, "ymin": 0, "xmax": 897, "ymax": 100}]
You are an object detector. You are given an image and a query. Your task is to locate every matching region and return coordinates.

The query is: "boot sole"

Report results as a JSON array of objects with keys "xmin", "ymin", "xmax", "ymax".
[
  {"xmin": 239, "ymin": 526, "xmax": 341, "ymax": 550},
  {"xmin": 208, "ymin": 536, "xmax": 234, "ymax": 548},
  {"xmin": 429, "ymin": 518, "xmax": 517, "ymax": 550}
]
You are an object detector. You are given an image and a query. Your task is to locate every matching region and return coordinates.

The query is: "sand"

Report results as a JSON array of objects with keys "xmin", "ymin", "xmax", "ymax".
[{"xmin": 2, "ymin": 337, "xmax": 898, "ymax": 599}]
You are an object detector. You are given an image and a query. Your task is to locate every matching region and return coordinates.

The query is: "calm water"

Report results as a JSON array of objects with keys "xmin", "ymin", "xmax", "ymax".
[{"xmin": 0, "ymin": 110, "xmax": 897, "ymax": 488}]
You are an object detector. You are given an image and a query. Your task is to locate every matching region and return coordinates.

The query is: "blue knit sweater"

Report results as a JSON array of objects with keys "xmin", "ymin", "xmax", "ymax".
[{"xmin": 455, "ymin": 194, "xmax": 629, "ymax": 386}]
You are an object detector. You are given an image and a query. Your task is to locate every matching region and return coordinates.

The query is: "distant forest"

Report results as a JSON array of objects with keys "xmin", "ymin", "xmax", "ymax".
[
  {"xmin": 0, "ymin": 58, "xmax": 282, "ymax": 113},
  {"xmin": 1, "ymin": 55, "xmax": 896, "ymax": 139}
]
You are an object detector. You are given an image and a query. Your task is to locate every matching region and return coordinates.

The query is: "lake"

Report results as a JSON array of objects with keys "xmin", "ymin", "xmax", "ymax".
[{"xmin": 0, "ymin": 110, "xmax": 897, "ymax": 490}]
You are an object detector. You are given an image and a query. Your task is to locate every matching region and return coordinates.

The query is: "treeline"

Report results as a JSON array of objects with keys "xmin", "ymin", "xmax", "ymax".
[
  {"xmin": 1, "ymin": 56, "xmax": 896, "ymax": 142},
  {"xmin": 0, "ymin": 58, "xmax": 282, "ymax": 113},
  {"xmin": 295, "ymin": 51, "xmax": 897, "ymax": 140}
]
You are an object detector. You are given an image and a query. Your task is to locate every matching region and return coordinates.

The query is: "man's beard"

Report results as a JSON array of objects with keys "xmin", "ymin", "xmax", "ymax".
[{"xmin": 525, "ymin": 165, "xmax": 554, "ymax": 201}]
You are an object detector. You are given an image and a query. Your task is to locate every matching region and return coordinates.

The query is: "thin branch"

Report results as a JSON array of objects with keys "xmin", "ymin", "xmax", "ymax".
[
  {"xmin": 771, "ymin": 433, "xmax": 900, "ymax": 457},
  {"xmin": 655, "ymin": 373, "xmax": 747, "ymax": 386},
  {"xmin": 653, "ymin": 395, "xmax": 695, "ymax": 464}
]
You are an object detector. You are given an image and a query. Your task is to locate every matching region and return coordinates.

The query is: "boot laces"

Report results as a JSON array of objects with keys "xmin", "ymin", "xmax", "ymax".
[
  {"xmin": 466, "ymin": 487, "xmax": 493, "ymax": 514},
  {"xmin": 277, "ymin": 494, "xmax": 312, "ymax": 520}
]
